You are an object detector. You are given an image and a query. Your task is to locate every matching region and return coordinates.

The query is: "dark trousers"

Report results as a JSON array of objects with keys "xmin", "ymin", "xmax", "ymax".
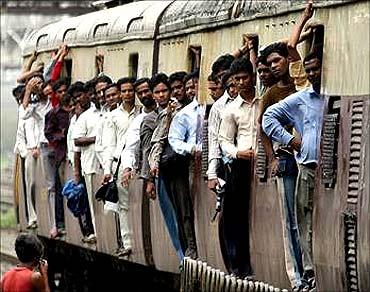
[
  {"xmin": 78, "ymin": 176, "xmax": 95, "ymax": 236},
  {"xmin": 55, "ymin": 160, "xmax": 66, "ymax": 229},
  {"xmin": 160, "ymin": 156, "xmax": 197, "ymax": 256},
  {"xmin": 223, "ymin": 159, "xmax": 253, "ymax": 277}
]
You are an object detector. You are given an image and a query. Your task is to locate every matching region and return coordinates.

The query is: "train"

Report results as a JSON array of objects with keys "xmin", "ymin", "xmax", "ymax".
[{"xmin": 14, "ymin": 0, "xmax": 369, "ymax": 291}]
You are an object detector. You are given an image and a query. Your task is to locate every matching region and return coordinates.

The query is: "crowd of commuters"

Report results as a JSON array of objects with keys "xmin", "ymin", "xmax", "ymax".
[{"xmin": 5, "ymin": 2, "xmax": 324, "ymax": 292}]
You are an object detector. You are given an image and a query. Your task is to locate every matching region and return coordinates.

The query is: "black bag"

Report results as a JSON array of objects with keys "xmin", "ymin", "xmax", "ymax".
[
  {"xmin": 159, "ymin": 140, "xmax": 178, "ymax": 167},
  {"xmin": 95, "ymin": 158, "xmax": 120, "ymax": 204}
]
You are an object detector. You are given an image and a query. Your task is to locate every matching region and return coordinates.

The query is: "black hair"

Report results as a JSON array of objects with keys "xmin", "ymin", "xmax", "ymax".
[
  {"xmin": 68, "ymin": 81, "xmax": 85, "ymax": 96},
  {"xmin": 184, "ymin": 70, "xmax": 199, "ymax": 85},
  {"xmin": 260, "ymin": 42, "xmax": 289, "ymax": 59},
  {"xmin": 211, "ymin": 54, "xmax": 235, "ymax": 75},
  {"xmin": 207, "ymin": 73, "xmax": 220, "ymax": 84},
  {"xmin": 133, "ymin": 77, "xmax": 150, "ymax": 89},
  {"xmin": 60, "ymin": 93, "xmax": 72, "ymax": 107},
  {"xmin": 221, "ymin": 70, "xmax": 233, "ymax": 89},
  {"xmin": 117, "ymin": 77, "xmax": 136, "ymax": 89},
  {"xmin": 229, "ymin": 57, "xmax": 254, "ymax": 75},
  {"xmin": 303, "ymin": 50, "xmax": 322, "ymax": 64},
  {"xmin": 149, "ymin": 73, "xmax": 170, "ymax": 91},
  {"xmin": 103, "ymin": 83, "xmax": 120, "ymax": 95},
  {"xmin": 256, "ymin": 54, "xmax": 268, "ymax": 66},
  {"xmin": 52, "ymin": 78, "xmax": 70, "ymax": 92},
  {"xmin": 15, "ymin": 233, "xmax": 44, "ymax": 263},
  {"xmin": 12, "ymin": 85, "xmax": 25, "ymax": 98},
  {"xmin": 169, "ymin": 71, "xmax": 187, "ymax": 85},
  {"xmin": 94, "ymin": 75, "xmax": 112, "ymax": 86},
  {"xmin": 84, "ymin": 78, "xmax": 96, "ymax": 93}
]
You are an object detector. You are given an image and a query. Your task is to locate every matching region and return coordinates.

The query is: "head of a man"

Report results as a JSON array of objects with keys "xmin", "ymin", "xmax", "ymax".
[
  {"xmin": 27, "ymin": 73, "xmax": 45, "ymax": 95},
  {"xmin": 169, "ymin": 71, "xmax": 187, "ymax": 103},
  {"xmin": 229, "ymin": 57, "xmax": 255, "ymax": 95},
  {"xmin": 303, "ymin": 51, "xmax": 322, "ymax": 93},
  {"xmin": 104, "ymin": 83, "xmax": 120, "ymax": 111},
  {"xmin": 52, "ymin": 78, "xmax": 70, "ymax": 102},
  {"xmin": 207, "ymin": 73, "xmax": 224, "ymax": 101},
  {"xmin": 212, "ymin": 54, "xmax": 235, "ymax": 80},
  {"xmin": 262, "ymin": 42, "xmax": 290, "ymax": 80},
  {"xmin": 150, "ymin": 73, "xmax": 171, "ymax": 109},
  {"xmin": 134, "ymin": 78, "xmax": 154, "ymax": 108},
  {"xmin": 94, "ymin": 75, "xmax": 112, "ymax": 107},
  {"xmin": 256, "ymin": 55, "xmax": 277, "ymax": 88},
  {"xmin": 68, "ymin": 81, "xmax": 90, "ymax": 111},
  {"xmin": 184, "ymin": 71, "xmax": 199, "ymax": 100},
  {"xmin": 15, "ymin": 233, "xmax": 44, "ymax": 266},
  {"xmin": 221, "ymin": 70, "xmax": 238, "ymax": 99},
  {"xmin": 117, "ymin": 77, "xmax": 136, "ymax": 106},
  {"xmin": 12, "ymin": 85, "xmax": 25, "ymax": 105},
  {"xmin": 60, "ymin": 94, "xmax": 73, "ymax": 112}
]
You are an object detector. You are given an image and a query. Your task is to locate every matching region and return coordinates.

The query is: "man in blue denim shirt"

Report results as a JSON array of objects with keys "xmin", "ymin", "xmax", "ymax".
[
  {"xmin": 263, "ymin": 51, "xmax": 324, "ymax": 292},
  {"xmin": 258, "ymin": 42, "xmax": 302, "ymax": 290}
]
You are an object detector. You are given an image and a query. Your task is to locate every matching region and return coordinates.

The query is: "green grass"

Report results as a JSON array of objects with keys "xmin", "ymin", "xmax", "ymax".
[{"xmin": 0, "ymin": 208, "xmax": 16, "ymax": 229}]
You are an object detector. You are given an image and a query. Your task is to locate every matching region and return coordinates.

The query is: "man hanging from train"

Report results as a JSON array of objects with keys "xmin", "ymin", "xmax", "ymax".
[
  {"xmin": 262, "ymin": 48, "xmax": 323, "ymax": 291},
  {"xmin": 147, "ymin": 73, "xmax": 192, "ymax": 261},
  {"xmin": 218, "ymin": 57, "xmax": 260, "ymax": 278},
  {"xmin": 67, "ymin": 81, "xmax": 95, "ymax": 243},
  {"xmin": 257, "ymin": 2, "xmax": 317, "ymax": 290},
  {"xmin": 257, "ymin": 41, "xmax": 304, "ymax": 289},
  {"xmin": 102, "ymin": 78, "xmax": 141, "ymax": 258},
  {"xmin": 72, "ymin": 76, "xmax": 112, "ymax": 242},
  {"xmin": 167, "ymin": 71, "xmax": 202, "ymax": 260},
  {"xmin": 21, "ymin": 74, "xmax": 50, "ymax": 231}
]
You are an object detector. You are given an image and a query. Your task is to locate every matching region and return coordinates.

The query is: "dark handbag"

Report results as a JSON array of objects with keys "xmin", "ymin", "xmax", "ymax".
[
  {"xmin": 95, "ymin": 158, "xmax": 121, "ymax": 203},
  {"xmin": 160, "ymin": 141, "xmax": 177, "ymax": 165}
]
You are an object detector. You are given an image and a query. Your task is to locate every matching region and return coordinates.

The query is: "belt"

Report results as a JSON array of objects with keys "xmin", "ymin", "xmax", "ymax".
[
  {"xmin": 304, "ymin": 162, "xmax": 318, "ymax": 170},
  {"xmin": 275, "ymin": 146, "xmax": 294, "ymax": 157}
]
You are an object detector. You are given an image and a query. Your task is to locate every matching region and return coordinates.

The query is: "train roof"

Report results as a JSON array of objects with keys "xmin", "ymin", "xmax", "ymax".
[
  {"xmin": 21, "ymin": 0, "xmax": 359, "ymax": 56},
  {"xmin": 22, "ymin": 0, "xmax": 172, "ymax": 55}
]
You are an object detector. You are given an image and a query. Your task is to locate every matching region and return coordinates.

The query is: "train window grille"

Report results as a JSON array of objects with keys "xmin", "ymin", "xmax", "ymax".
[
  {"xmin": 129, "ymin": 53, "xmax": 139, "ymax": 79},
  {"xmin": 321, "ymin": 95, "xmax": 340, "ymax": 189}
]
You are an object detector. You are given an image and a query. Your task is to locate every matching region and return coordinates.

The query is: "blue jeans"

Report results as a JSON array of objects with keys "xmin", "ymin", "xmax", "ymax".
[
  {"xmin": 156, "ymin": 176, "xmax": 184, "ymax": 261},
  {"xmin": 277, "ymin": 154, "xmax": 303, "ymax": 287}
]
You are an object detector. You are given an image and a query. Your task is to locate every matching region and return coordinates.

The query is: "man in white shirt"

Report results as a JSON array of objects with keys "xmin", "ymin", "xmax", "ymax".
[
  {"xmin": 20, "ymin": 75, "xmax": 46, "ymax": 229},
  {"xmin": 102, "ymin": 79, "xmax": 141, "ymax": 257},
  {"xmin": 67, "ymin": 81, "xmax": 96, "ymax": 243},
  {"xmin": 72, "ymin": 82, "xmax": 105, "ymax": 239},
  {"xmin": 218, "ymin": 57, "xmax": 260, "ymax": 278}
]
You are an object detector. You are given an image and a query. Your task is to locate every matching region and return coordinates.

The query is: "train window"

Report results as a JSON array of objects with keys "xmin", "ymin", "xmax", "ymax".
[
  {"xmin": 188, "ymin": 45, "xmax": 202, "ymax": 72},
  {"xmin": 64, "ymin": 59, "xmax": 73, "ymax": 80},
  {"xmin": 95, "ymin": 52, "xmax": 104, "ymax": 75},
  {"xmin": 94, "ymin": 23, "xmax": 108, "ymax": 39},
  {"xmin": 128, "ymin": 53, "xmax": 139, "ymax": 79},
  {"xmin": 306, "ymin": 24, "xmax": 324, "ymax": 55}
]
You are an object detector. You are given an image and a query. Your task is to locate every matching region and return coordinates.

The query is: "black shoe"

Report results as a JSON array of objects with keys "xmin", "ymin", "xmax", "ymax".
[
  {"xmin": 115, "ymin": 247, "xmax": 132, "ymax": 258},
  {"xmin": 82, "ymin": 234, "xmax": 97, "ymax": 244},
  {"xmin": 26, "ymin": 221, "xmax": 37, "ymax": 229}
]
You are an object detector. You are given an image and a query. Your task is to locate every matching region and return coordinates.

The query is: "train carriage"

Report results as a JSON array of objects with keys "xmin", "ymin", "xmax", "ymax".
[{"xmin": 17, "ymin": 0, "xmax": 369, "ymax": 291}]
